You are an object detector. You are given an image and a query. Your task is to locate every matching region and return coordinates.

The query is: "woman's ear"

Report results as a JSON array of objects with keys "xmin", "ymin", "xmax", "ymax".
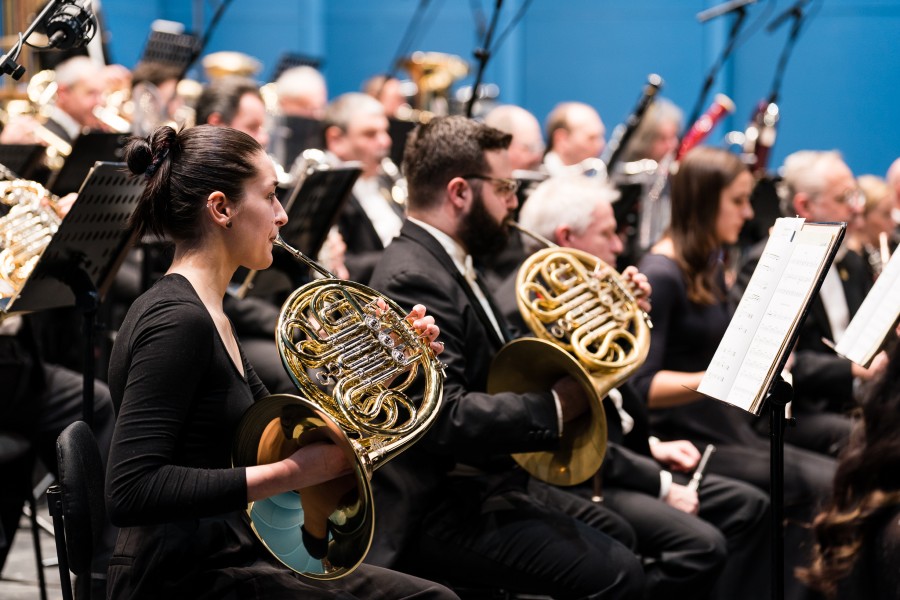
[{"xmin": 206, "ymin": 190, "xmax": 231, "ymax": 229}]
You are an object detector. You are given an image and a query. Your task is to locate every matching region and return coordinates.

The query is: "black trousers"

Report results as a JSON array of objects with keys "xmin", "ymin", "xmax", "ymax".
[
  {"xmin": 595, "ymin": 473, "xmax": 770, "ymax": 600},
  {"xmin": 406, "ymin": 475, "xmax": 645, "ymax": 600}
]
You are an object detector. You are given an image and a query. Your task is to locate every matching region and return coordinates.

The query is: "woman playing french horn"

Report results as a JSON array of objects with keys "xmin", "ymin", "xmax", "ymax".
[{"xmin": 105, "ymin": 124, "xmax": 455, "ymax": 600}]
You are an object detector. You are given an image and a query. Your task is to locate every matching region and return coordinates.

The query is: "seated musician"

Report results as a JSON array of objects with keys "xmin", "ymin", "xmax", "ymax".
[
  {"xmin": 105, "ymin": 123, "xmax": 455, "ymax": 599},
  {"xmin": 366, "ymin": 115, "xmax": 645, "ymax": 598},
  {"xmin": 492, "ymin": 174, "xmax": 771, "ymax": 600},
  {"xmin": 542, "ymin": 101, "xmax": 607, "ymax": 177},
  {"xmin": 323, "ymin": 92, "xmax": 404, "ymax": 285}
]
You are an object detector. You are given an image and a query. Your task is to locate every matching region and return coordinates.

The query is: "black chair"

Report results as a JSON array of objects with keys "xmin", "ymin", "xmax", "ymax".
[
  {"xmin": 0, "ymin": 430, "xmax": 48, "ymax": 600},
  {"xmin": 48, "ymin": 421, "xmax": 106, "ymax": 600}
]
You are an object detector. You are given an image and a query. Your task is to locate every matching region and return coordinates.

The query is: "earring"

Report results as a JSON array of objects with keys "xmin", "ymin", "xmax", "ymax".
[{"xmin": 226, "ymin": 220, "xmax": 232, "ymax": 228}]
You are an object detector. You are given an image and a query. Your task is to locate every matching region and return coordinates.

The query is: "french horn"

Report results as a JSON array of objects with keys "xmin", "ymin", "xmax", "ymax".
[
  {"xmin": 233, "ymin": 236, "xmax": 445, "ymax": 580},
  {"xmin": 0, "ymin": 179, "xmax": 62, "ymax": 299},
  {"xmin": 488, "ymin": 223, "xmax": 652, "ymax": 486}
]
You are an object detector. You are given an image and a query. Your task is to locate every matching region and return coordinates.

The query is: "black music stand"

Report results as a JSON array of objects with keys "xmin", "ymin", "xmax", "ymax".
[
  {"xmin": 387, "ymin": 117, "xmax": 417, "ymax": 166},
  {"xmin": 0, "ymin": 144, "xmax": 46, "ymax": 180},
  {"xmin": 237, "ymin": 162, "xmax": 361, "ymax": 299},
  {"xmin": 272, "ymin": 116, "xmax": 323, "ymax": 172},
  {"xmin": 1, "ymin": 162, "xmax": 143, "ymax": 427},
  {"xmin": 270, "ymin": 52, "xmax": 322, "ymax": 82},
  {"xmin": 140, "ymin": 29, "xmax": 201, "ymax": 69},
  {"xmin": 47, "ymin": 132, "xmax": 128, "ymax": 196}
]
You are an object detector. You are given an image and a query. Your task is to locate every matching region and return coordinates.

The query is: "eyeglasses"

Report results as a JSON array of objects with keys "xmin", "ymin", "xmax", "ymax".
[
  {"xmin": 462, "ymin": 174, "xmax": 520, "ymax": 196},
  {"xmin": 833, "ymin": 187, "xmax": 865, "ymax": 209}
]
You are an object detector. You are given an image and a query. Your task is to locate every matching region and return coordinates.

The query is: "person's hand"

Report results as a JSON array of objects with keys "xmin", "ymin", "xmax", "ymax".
[
  {"xmin": 404, "ymin": 303, "xmax": 443, "ymax": 355},
  {"xmin": 0, "ymin": 115, "xmax": 43, "ymax": 145},
  {"xmin": 852, "ymin": 350, "xmax": 889, "ymax": 381},
  {"xmin": 299, "ymin": 472, "xmax": 358, "ymax": 540},
  {"xmin": 621, "ymin": 265, "xmax": 652, "ymax": 313},
  {"xmin": 650, "ymin": 440, "xmax": 700, "ymax": 471},
  {"xmin": 46, "ymin": 192, "xmax": 77, "ymax": 219},
  {"xmin": 664, "ymin": 482, "xmax": 699, "ymax": 515},
  {"xmin": 553, "ymin": 375, "xmax": 590, "ymax": 422}
]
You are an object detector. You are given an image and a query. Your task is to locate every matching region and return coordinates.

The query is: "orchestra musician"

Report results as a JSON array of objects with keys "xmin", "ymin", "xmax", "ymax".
[
  {"xmin": 105, "ymin": 123, "xmax": 455, "ymax": 599},
  {"xmin": 631, "ymin": 146, "xmax": 839, "ymax": 600},
  {"xmin": 323, "ymin": 92, "xmax": 404, "ymax": 284},
  {"xmin": 542, "ymin": 101, "xmax": 607, "ymax": 177},
  {"xmin": 366, "ymin": 115, "xmax": 645, "ymax": 599},
  {"xmin": 492, "ymin": 174, "xmax": 771, "ymax": 600},
  {"xmin": 799, "ymin": 337, "xmax": 900, "ymax": 599}
]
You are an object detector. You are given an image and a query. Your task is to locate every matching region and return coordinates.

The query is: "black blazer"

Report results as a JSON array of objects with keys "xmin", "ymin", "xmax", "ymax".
[
  {"xmin": 366, "ymin": 220, "xmax": 561, "ymax": 567},
  {"xmin": 733, "ymin": 240, "xmax": 871, "ymax": 413},
  {"xmin": 337, "ymin": 180, "xmax": 404, "ymax": 284}
]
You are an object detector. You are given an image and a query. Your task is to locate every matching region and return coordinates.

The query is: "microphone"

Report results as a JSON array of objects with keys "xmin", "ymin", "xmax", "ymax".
[
  {"xmin": 46, "ymin": 0, "xmax": 96, "ymax": 50},
  {"xmin": 766, "ymin": 0, "xmax": 812, "ymax": 33},
  {"xmin": 696, "ymin": 0, "xmax": 758, "ymax": 23}
]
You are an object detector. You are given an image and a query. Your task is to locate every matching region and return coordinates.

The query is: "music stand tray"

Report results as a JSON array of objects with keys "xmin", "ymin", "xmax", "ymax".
[
  {"xmin": 48, "ymin": 133, "xmax": 129, "ymax": 196},
  {"xmin": 1, "ymin": 161, "xmax": 143, "ymax": 315},
  {"xmin": 0, "ymin": 144, "xmax": 46, "ymax": 180},
  {"xmin": 276, "ymin": 116, "xmax": 323, "ymax": 172}
]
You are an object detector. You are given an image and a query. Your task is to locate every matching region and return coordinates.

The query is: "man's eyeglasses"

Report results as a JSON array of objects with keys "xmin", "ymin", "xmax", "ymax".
[
  {"xmin": 462, "ymin": 174, "xmax": 520, "ymax": 196},
  {"xmin": 835, "ymin": 187, "xmax": 865, "ymax": 209}
]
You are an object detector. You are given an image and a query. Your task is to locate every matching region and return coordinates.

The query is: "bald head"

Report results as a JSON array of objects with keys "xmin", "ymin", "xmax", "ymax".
[
  {"xmin": 545, "ymin": 102, "xmax": 605, "ymax": 166},
  {"xmin": 484, "ymin": 105, "xmax": 545, "ymax": 171}
]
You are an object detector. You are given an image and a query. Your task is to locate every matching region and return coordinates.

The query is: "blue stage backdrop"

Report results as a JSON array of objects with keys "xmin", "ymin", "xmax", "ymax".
[{"xmin": 98, "ymin": 0, "xmax": 900, "ymax": 177}]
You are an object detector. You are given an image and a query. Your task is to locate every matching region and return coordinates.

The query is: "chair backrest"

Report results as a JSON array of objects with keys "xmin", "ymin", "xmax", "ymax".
[{"xmin": 55, "ymin": 420, "xmax": 106, "ymax": 576}]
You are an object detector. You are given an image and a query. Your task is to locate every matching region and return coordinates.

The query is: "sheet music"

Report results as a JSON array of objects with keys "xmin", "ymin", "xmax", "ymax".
[
  {"xmin": 834, "ymin": 249, "xmax": 900, "ymax": 366},
  {"xmin": 698, "ymin": 218, "xmax": 804, "ymax": 402},
  {"xmin": 698, "ymin": 218, "xmax": 843, "ymax": 414}
]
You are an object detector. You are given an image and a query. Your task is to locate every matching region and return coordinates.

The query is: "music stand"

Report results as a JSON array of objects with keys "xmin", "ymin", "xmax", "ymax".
[
  {"xmin": 1, "ymin": 162, "xmax": 143, "ymax": 427},
  {"xmin": 273, "ymin": 116, "xmax": 323, "ymax": 172},
  {"xmin": 387, "ymin": 117, "xmax": 416, "ymax": 167},
  {"xmin": 140, "ymin": 29, "xmax": 201, "ymax": 69},
  {"xmin": 47, "ymin": 132, "xmax": 129, "ymax": 196},
  {"xmin": 0, "ymin": 144, "xmax": 46, "ymax": 180},
  {"xmin": 237, "ymin": 162, "xmax": 361, "ymax": 299},
  {"xmin": 270, "ymin": 52, "xmax": 322, "ymax": 83}
]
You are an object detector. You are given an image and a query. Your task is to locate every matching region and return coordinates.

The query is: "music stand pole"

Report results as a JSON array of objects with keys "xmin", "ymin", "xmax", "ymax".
[{"xmin": 767, "ymin": 376, "xmax": 792, "ymax": 600}]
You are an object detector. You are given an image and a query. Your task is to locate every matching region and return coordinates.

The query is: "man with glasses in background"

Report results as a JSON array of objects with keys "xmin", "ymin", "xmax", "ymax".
[
  {"xmin": 732, "ymin": 150, "xmax": 887, "ymax": 458},
  {"xmin": 366, "ymin": 116, "xmax": 645, "ymax": 599}
]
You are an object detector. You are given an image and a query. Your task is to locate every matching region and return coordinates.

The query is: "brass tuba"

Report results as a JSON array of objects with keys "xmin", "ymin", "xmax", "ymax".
[
  {"xmin": 233, "ymin": 236, "xmax": 445, "ymax": 580},
  {"xmin": 489, "ymin": 223, "xmax": 652, "ymax": 486},
  {"xmin": 0, "ymin": 179, "xmax": 62, "ymax": 299}
]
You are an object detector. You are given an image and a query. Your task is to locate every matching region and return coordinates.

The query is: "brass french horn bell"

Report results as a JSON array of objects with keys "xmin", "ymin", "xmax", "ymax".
[{"xmin": 233, "ymin": 235, "xmax": 445, "ymax": 580}]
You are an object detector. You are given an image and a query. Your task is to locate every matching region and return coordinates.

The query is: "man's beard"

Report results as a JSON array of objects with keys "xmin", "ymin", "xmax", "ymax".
[{"xmin": 458, "ymin": 189, "xmax": 510, "ymax": 258}]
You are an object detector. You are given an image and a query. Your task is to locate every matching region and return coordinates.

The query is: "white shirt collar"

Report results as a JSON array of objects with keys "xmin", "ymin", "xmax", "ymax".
[{"xmin": 46, "ymin": 105, "xmax": 83, "ymax": 141}]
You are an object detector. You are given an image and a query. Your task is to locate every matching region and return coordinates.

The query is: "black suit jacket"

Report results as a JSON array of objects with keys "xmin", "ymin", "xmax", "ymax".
[
  {"xmin": 733, "ymin": 239, "xmax": 871, "ymax": 413},
  {"xmin": 366, "ymin": 220, "xmax": 561, "ymax": 567},
  {"xmin": 337, "ymin": 178, "xmax": 404, "ymax": 284}
]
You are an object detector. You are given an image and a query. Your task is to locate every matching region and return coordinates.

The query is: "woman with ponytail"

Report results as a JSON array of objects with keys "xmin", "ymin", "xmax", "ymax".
[{"xmin": 105, "ymin": 125, "xmax": 454, "ymax": 599}]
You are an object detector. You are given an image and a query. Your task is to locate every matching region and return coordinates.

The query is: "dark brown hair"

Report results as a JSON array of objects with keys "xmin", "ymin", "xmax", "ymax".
[
  {"xmin": 194, "ymin": 76, "xmax": 262, "ymax": 126},
  {"xmin": 799, "ymin": 338, "xmax": 900, "ymax": 597},
  {"xmin": 669, "ymin": 146, "xmax": 748, "ymax": 305},
  {"xmin": 124, "ymin": 124, "xmax": 262, "ymax": 242},
  {"xmin": 402, "ymin": 116, "xmax": 511, "ymax": 211}
]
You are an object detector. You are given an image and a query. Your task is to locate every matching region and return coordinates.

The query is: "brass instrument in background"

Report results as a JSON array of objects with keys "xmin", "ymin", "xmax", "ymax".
[
  {"xmin": 380, "ymin": 156, "xmax": 407, "ymax": 206},
  {"xmin": 0, "ymin": 179, "xmax": 61, "ymax": 299},
  {"xmin": 399, "ymin": 51, "xmax": 468, "ymax": 117},
  {"xmin": 488, "ymin": 223, "xmax": 652, "ymax": 486},
  {"xmin": 233, "ymin": 235, "xmax": 445, "ymax": 579}
]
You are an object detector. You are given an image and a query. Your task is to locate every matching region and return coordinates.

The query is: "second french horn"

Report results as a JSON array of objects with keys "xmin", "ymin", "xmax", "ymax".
[{"xmin": 489, "ymin": 223, "xmax": 652, "ymax": 486}]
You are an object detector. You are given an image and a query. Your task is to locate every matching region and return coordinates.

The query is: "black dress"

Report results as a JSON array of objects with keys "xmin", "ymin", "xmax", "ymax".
[{"xmin": 106, "ymin": 274, "xmax": 456, "ymax": 599}]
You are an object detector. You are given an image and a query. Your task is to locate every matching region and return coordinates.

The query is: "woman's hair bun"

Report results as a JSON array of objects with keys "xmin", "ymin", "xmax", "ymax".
[{"xmin": 124, "ymin": 125, "xmax": 178, "ymax": 177}]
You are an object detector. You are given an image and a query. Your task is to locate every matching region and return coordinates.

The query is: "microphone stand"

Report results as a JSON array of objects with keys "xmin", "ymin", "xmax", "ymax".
[
  {"xmin": 766, "ymin": 0, "xmax": 811, "ymax": 105},
  {"xmin": 465, "ymin": 0, "xmax": 503, "ymax": 118},
  {"xmin": 684, "ymin": 4, "xmax": 751, "ymax": 138},
  {"xmin": 0, "ymin": 0, "xmax": 65, "ymax": 79}
]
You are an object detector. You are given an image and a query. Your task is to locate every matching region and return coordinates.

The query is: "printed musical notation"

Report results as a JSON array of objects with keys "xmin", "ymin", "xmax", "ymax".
[
  {"xmin": 698, "ymin": 218, "xmax": 844, "ymax": 415},
  {"xmin": 835, "ymin": 249, "xmax": 900, "ymax": 366}
]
